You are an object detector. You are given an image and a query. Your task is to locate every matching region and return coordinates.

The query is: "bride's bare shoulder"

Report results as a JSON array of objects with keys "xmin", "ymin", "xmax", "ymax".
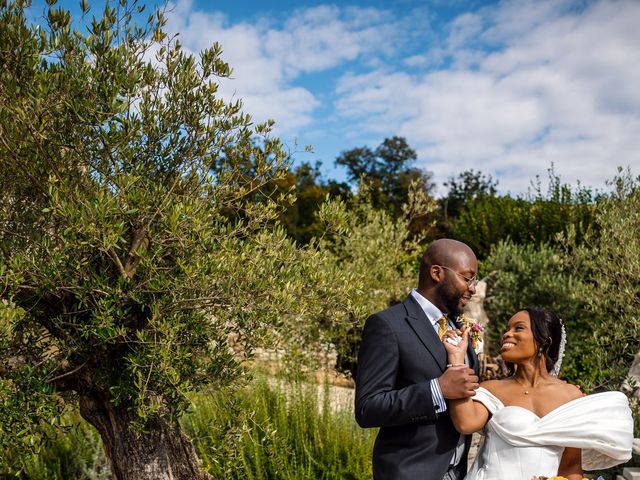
[
  {"xmin": 479, "ymin": 378, "xmax": 513, "ymax": 395},
  {"xmin": 554, "ymin": 380, "xmax": 584, "ymax": 401}
]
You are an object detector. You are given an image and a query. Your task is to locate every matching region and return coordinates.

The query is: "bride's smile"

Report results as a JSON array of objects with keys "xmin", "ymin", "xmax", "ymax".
[{"xmin": 500, "ymin": 311, "xmax": 537, "ymax": 361}]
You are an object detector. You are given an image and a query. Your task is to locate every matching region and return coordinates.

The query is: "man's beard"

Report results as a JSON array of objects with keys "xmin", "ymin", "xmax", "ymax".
[{"xmin": 438, "ymin": 284, "xmax": 464, "ymax": 318}]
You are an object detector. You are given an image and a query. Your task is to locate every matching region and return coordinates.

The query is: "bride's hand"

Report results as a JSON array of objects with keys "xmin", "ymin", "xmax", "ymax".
[{"xmin": 443, "ymin": 327, "xmax": 468, "ymax": 364}]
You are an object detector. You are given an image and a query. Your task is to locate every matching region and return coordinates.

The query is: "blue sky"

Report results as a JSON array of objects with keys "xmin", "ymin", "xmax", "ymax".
[{"xmin": 32, "ymin": 0, "xmax": 640, "ymax": 195}]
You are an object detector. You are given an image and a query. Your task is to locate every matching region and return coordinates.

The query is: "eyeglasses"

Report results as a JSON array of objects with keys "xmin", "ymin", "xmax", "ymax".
[{"xmin": 435, "ymin": 265, "xmax": 478, "ymax": 289}]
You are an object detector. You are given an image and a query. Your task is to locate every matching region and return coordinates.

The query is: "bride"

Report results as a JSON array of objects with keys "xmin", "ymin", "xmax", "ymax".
[{"xmin": 443, "ymin": 308, "xmax": 633, "ymax": 480}]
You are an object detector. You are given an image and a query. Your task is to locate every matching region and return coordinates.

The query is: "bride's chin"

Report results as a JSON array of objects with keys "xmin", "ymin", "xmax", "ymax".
[{"xmin": 500, "ymin": 352, "xmax": 520, "ymax": 363}]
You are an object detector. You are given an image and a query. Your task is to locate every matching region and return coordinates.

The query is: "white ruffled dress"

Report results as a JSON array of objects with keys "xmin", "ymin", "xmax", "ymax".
[{"xmin": 464, "ymin": 387, "xmax": 633, "ymax": 480}]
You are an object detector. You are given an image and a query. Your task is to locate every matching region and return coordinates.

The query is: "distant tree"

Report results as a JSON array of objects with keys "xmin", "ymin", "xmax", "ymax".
[
  {"xmin": 335, "ymin": 136, "xmax": 435, "ymax": 218},
  {"xmin": 445, "ymin": 168, "xmax": 596, "ymax": 259},
  {"xmin": 274, "ymin": 162, "xmax": 350, "ymax": 244},
  {"xmin": 443, "ymin": 169, "xmax": 498, "ymax": 220}
]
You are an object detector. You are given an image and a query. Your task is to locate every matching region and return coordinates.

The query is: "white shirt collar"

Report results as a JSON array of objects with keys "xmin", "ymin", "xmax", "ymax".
[{"xmin": 410, "ymin": 288, "xmax": 444, "ymax": 326}]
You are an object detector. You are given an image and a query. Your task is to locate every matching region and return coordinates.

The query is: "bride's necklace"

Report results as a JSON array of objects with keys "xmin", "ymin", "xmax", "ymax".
[{"xmin": 512, "ymin": 377, "xmax": 534, "ymax": 395}]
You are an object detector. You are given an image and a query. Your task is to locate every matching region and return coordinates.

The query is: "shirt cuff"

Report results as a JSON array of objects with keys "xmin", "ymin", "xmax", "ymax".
[{"xmin": 430, "ymin": 378, "xmax": 447, "ymax": 413}]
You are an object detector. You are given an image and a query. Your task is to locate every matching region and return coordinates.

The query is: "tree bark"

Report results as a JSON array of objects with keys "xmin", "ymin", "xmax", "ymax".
[{"xmin": 78, "ymin": 393, "xmax": 213, "ymax": 480}]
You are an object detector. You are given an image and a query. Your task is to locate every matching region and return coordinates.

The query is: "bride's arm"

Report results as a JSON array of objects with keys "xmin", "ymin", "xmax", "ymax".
[
  {"xmin": 442, "ymin": 329, "xmax": 490, "ymax": 434},
  {"xmin": 557, "ymin": 447, "xmax": 582, "ymax": 480},
  {"xmin": 449, "ymin": 395, "xmax": 490, "ymax": 434}
]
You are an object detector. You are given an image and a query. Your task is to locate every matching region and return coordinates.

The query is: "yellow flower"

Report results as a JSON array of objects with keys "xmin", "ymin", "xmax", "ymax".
[{"xmin": 546, "ymin": 477, "xmax": 589, "ymax": 480}]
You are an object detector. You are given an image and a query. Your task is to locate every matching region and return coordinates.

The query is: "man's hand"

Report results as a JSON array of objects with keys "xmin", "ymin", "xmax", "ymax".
[
  {"xmin": 442, "ymin": 327, "xmax": 468, "ymax": 364},
  {"xmin": 438, "ymin": 365, "xmax": 479, "ymax": 399}
]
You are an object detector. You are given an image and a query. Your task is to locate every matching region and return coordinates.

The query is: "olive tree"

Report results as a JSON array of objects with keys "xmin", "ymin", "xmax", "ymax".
[{"xmin": 0, "ymin": 1, "xmax": 318, "ymax": 477}]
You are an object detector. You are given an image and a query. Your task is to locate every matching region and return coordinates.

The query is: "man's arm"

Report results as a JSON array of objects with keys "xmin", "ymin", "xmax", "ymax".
[
  {"xmin": 355, "ymin": 314, "xmax": 439, "ymax": 427},
  {"xmin": 355, "ymin": 314, "xmax": 478, "ymax": 428}
]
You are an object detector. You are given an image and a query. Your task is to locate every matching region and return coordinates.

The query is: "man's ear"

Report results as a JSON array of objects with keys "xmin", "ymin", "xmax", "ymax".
[{"xmin": 430, "ymin": 265, "xmax": 443, "ymax": 283}]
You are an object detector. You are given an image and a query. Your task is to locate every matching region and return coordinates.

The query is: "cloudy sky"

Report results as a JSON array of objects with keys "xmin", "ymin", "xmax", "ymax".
[{"xmin": 43, "ymin": 0, "xmax": 640, "ymax": 195}]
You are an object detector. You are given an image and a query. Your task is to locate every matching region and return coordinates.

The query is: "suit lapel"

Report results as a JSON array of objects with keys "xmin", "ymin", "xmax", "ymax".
[
  {"xmin": 403, "ymin": 296, "xmax": 447, "ymax": 371},
  {"xmin": 466, "ymin": 338, "xmax": 477, "ymax": 372}
]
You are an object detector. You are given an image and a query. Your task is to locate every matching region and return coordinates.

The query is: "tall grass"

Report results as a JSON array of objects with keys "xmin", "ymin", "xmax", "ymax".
[
  {"xmin": 184, "ymin": 378, "xmax": 375, "ymax": 479},
  {"xmin": 1, "ymin": 377, "xmax": 375, "ymax": 479}
]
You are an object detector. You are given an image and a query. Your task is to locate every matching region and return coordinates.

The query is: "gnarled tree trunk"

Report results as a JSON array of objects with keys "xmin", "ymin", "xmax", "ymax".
[{"xmin": 79, "ymin": 393, "xmax": 212, "ymax": 480}]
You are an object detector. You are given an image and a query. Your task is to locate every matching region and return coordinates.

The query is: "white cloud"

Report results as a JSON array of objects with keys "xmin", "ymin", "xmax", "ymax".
[
  {"xmin": 163, "ymin": 0, "xmax": 400, "ymax": 135},
  {"xmin": 335, "ymin": 0, "xmax": 640, "ymax": 194}
]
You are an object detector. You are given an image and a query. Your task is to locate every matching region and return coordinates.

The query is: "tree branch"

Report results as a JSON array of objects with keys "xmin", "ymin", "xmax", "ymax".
[
  {"xmin": 107, "ymin": 247, "xmax": 127, "ymax": 278},
  {"xmin": 46, "ymin": 360, "xmax": 87, "ymax": 385},
  {"xmin": 123, "ymin": 227, "xmax": 149, "ymax": 278}
]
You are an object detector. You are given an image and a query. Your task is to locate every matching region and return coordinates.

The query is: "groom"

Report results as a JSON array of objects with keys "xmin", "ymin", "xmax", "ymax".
[{"xmin": 355, "ymin": 239, "xmax": 481, "ymax": 480}]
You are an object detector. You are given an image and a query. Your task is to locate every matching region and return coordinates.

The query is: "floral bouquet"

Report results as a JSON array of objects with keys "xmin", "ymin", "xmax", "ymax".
[
  {"xmin": 531, "ymin": 476, "xmax": 604, "ymax": 480},
  {"xmin": 458, "ymin": 314, "xmax": 485, "ymax": 354}
]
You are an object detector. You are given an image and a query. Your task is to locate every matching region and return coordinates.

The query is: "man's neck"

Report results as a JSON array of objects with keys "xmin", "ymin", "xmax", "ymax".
[{"xmin": 415, "ymin": 287, "xmax": 448, "ymax": 314}]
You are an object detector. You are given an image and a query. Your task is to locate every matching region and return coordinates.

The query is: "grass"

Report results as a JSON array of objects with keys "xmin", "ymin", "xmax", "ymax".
[{"xmin": 184, "ymin": 378, "xmax": 375, "ymax": 479}]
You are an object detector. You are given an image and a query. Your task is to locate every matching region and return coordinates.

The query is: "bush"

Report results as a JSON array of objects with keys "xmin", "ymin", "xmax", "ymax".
[
  {"xmin": 185, "ymin": 377, "xmax": 374, "ymax": 479},
  {"xmin": 483, "ymin": 241, "xmax": 599, "ymax": 386},
  {"xmin": 0, "ymin": 411, "xmax": 109, "ymax": 479},
  {"xmin": 563, "ymin": 169, "xmax": 640, "ymax": 389},
  {"xmin": 448, "ymin": 168, "xmax": 596, "ymax": 259},
  {"xmin": 311, "ymin": 181, "xmax": 437, "ymax": 376}
]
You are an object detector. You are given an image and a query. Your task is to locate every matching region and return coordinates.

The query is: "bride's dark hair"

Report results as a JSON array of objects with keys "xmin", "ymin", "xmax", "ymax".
[{"xmin": 506, "ymin": 308, "xmax": 563, "ymax": 376}]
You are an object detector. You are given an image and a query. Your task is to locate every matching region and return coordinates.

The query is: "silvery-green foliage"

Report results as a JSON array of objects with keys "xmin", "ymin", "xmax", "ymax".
[
  {"xmin": 563, "ymin": 168, "xmax": 640, "ymax": 389},
  {"xmin": 307, "ymin": 180, "xmax": 438, "ymax": 374},
  {"xmin": 0, "ymin": 0, "xmax": 303, "ymax": 465}
]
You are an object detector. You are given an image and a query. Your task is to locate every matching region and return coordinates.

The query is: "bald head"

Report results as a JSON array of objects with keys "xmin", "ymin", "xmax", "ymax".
[{"xmin": 418, "ymin": 239, "xmax": 477, "ymax": 289}]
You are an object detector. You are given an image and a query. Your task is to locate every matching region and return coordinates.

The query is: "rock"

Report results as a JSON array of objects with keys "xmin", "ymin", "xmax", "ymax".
[
  {"xmin": 633, "ymin": 437, "xmax": 640, "ymax": 456},
  {"xmin": 463, "ymin": 280, "xmax": 489, "ymax": 330},
  {"xmin": 621, "ymin": 351, "xmax": 640, "ymax": 399},
  {"xmin": 622, "ymin": 467, "xmax": 640, "ymax": 480}
]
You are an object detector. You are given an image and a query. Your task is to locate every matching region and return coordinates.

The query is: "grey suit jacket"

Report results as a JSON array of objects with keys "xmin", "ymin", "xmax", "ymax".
[{"xmin": 355, "ymin": 295, "xmax": 479, "ymax": 480}]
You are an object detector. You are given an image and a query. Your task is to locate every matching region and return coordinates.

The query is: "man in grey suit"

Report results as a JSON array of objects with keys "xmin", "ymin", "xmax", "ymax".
[{"xmin": 355, "ymin": 239, "xmax": 480, "ymax": 480}]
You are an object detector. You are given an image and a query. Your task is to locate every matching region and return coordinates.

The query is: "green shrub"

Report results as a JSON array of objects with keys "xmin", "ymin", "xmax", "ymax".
[
  {"xmin": 184, "ymin": 377, "xmax": 374, "ymax": 479},
  {"xmin": 0, "ymin": 411, "xmax": 109, "ymax": 479},
  {"xmin": 563, "ymin": 169, "xmax": 640, "ymax": 389},
  {"xmin": 483, "ymin": 241, "xmax": 599, "ymax": 386},
  {"xmin": 448, "ymin": 168, "xmax": 596, "ymax": 259}
]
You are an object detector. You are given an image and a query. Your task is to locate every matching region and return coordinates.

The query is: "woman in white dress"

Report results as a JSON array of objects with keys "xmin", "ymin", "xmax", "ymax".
[{"xmin": 443, "ymin": 308, "xmax": 633, "ymax": 480}]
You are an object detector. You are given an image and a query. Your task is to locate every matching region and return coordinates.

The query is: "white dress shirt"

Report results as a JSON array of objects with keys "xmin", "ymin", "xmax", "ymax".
[
  {"xmin": 410, "ymin": 288, "xmax": 449, "ymax": 413},
  {"xmin": 410, "ymin": 288, "xmax": 467, "ymax": 467}
]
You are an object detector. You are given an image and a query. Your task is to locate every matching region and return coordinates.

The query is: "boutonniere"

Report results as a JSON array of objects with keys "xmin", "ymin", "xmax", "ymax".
[{"xmin": 458, "ymin": 314, "xmax": 485, "ymax": 354}]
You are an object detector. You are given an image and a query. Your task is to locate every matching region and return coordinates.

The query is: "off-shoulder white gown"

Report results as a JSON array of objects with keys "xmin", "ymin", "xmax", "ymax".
[{"xmin": 464, "ymin": 387, "xmax": 633, "ymax": 480}]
